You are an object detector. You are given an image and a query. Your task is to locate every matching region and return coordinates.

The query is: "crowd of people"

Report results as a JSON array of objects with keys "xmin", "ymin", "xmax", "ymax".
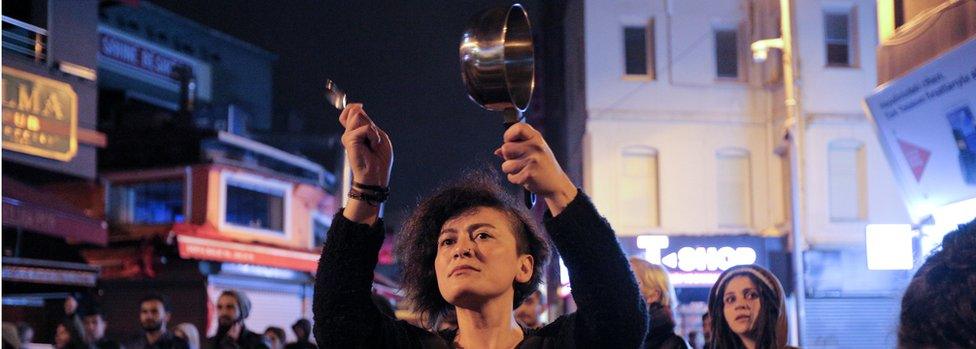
[
  {"xmin": 2, "ymin": 291, "xmax": 318, "ymax": 349},
  {"xmin": 4, "ymin": 103, "xmax": 975, "ymax": 349}
]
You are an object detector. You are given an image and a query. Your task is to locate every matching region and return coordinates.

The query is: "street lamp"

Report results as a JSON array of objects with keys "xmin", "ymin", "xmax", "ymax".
[{"xmin": 750, "ymin": 0, "xmax": 806, "ymax": 346}]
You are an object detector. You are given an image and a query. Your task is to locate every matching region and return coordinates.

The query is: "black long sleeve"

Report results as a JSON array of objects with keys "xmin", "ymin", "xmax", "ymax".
[
  {"xmin": 313, "ymin": 190, "xmax": 648, "ymax": 348},
  {"xmin": 534, "ymin": 190, "xmax": 649, "ymax": 348},
  {"xmin": 312, "ymin": 210, "xmax": 438, "ymax": 349}
]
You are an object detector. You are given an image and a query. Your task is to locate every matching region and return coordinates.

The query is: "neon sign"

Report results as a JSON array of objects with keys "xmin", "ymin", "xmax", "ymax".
[{"xmin": 627, "ymin": 235, "xmax": 770, "ymax": 287}]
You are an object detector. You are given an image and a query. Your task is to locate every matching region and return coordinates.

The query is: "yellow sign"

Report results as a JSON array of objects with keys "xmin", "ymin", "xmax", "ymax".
[{"xmin": 2, "ymin": 67, "xmax": 78, "ymax": 161}]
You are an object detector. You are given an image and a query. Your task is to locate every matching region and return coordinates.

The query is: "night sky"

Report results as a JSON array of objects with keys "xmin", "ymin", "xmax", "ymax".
[{"xmin": 150, "ymin": 0, "xmax": 544, "ymax": 227}]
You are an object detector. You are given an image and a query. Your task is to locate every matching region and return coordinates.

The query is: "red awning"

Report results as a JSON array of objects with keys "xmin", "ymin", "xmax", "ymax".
[
  {"xmin": 171, "ymin": 223, "xmax": 320, "ymax": 273},
  {"xmin": 1, "ymin": 177, "xmax": 108, "ymax": 246}
]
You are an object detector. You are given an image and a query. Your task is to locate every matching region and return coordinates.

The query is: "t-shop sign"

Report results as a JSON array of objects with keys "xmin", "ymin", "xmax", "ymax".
[{"xmin": 177, "ymin": 235, "xmax": 319, "ymax": 272}]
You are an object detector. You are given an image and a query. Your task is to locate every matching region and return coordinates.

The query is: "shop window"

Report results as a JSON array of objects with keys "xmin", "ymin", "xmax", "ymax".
[
  {"xmin": 222, "ymin": 173, "xmax": 289, "ymax": 235},
  {"xmin": 716, "ymin": 148, "xmax": 752, "ymax": 227},
  {"xmin": 620, "ymin": 146, "xmax": 660, "ymax": 227},
  {"xmin": 828, "ymin": 140, "xmax": 866, "ymax": 221},
  {"xmin": 108, "ymin": 181, "xmax": 185, "ymax": 225},
  {"xmin": 623, "ymin": 20, "xmax": 655, "ymax": 78}
]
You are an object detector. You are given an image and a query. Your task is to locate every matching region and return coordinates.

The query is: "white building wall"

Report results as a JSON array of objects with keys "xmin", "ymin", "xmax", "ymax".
[
  {"xmin": 791, "ymin": 0, "xmax": 912, "ymax": 246},
  {"xmin": 584, "ymin": 0, "xmax": 912, "ymax": 242},
  {"xmin": 802, "ymin": 119, "xmax": 912, "ymax": 246},
  {"xmin": 584, "ymin": 0, "xmax": 785, "ymax": 236}
]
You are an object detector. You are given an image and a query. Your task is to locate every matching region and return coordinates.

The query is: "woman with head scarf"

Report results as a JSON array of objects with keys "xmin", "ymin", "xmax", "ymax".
[{"xmin": 707, "ymin": 265, "xmax": 795, "ymax": 349}]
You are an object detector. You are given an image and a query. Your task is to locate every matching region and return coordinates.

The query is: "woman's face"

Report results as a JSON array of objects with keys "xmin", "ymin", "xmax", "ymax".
[
  {"xmin": 55, "ymin": 325, "xmax": 71, "ymax": 348},
  {"xmin": 722, "ymin": 275, "xmax": 762, "ymax": 336},
  {"xmin": 434, "ymin": 207, "xmax": 534, "ymax": 308}
]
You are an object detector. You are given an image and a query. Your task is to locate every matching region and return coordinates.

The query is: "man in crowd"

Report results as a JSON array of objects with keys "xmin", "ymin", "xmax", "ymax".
[
  {"xmin": 514, "ymin": 290, "xmax": 546, "ymax": 329},
  {"xmin": 126, "ymin": 294, "xmax": 188, "ymax": 349},
  {"xmin": 81, "ymin": 305, "xmax": 122, "ymax": 349},
  {"xmin": 207, "ymin": 290, "xmax": 267, "ymax": 349},
  {"xmin": 283, "ymin": 319, "xmax": 315, "ymax": 349}
]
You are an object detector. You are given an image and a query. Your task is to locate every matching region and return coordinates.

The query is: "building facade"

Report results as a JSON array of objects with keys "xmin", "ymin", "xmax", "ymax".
[
  {"xmin": 2, "ymin": 0, "xmax": 108, "ymax": 341},
  {"xmin": 583, "ymin": 0, "xmax": 915, "ymax": 347}
]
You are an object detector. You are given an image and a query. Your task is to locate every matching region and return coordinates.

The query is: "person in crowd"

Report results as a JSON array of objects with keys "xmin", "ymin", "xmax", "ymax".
[
  {"xmin": 701, "ymin": 312, "xmax": 712, "ymax": 349},
  {"xmin": 707, "ymin": 265, "xmax": 795, "ymax": 349},
  {"xmin": 3, "ymin": 322, "xmax": 21, "ymax": 349},
  {"xmin": 261, "ymin": 328, "xmax": 284, "ymax": 349},
  {"xmin": 207, "ymin": 290, "xmax": 267, "ymax": 349},
  {"xmin": 125, "ymin": 294, "xmax": 187, "ymax": 349},
  {"xmin": 313, "ymin": 104, "xmax": 647, "ymax": 348},
  {"xmin": 63, "ymin": 295, "xmax": 86, "ymax": 344},
  {"xmin": 514, "ymin": 289, "xmax": 545, "ymax": 329},
  {"xmin": 172, "ymin": 324, "xmax": 199, "ymax": 349},
  {"xmin": 687, "ymin": 330, "xmax": 702, "ymax": 349},
  {"xmin": 81, "ymin": 305, "xmax": 122, "ymax": 349},
  {"xmin": 55, "ymin": 319, "xmax": 89, "ymax": 349},
  {"xmin": 629, "ymin": 257, "xmax": 689, "ymax": 349},
  {"xmin": 15, "ymin": 323, "xmax": 33, "ymax": 348},
  {"xmin": 282, "ymin": 320, "xmax": 314, "ymax": 349},
  {"xmin": 898, "ymin": 219, "xmax": 976, "ymax": 348}
]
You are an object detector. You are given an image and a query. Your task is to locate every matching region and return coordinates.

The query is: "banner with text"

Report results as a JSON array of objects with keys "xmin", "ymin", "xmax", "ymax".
[{"xmin": 864, "ymin": 38, "xmax": 976, "ymax": 222}]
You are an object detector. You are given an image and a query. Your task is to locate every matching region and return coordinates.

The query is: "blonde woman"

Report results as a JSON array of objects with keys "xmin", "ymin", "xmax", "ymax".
[{"xmin": 630, "ymin": 257, "xmax": 689, "ymax": 349}]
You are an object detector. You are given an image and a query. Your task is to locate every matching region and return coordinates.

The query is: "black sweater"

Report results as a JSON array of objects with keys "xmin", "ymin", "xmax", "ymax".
[{"xmin": 313, "ymin": 191, "xmax": 648, "ymax": 348}]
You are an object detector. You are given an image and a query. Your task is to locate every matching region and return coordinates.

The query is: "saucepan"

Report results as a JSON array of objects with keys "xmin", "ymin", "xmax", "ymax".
[{"xmin": 460, "ymin": 3, "xmax": 537, "ymax": 207}]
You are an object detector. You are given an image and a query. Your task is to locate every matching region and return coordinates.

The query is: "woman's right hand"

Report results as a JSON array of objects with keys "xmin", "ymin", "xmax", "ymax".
[{"xmin": 340, "ymin": 103, "xmax": 393, "ymax": 224}]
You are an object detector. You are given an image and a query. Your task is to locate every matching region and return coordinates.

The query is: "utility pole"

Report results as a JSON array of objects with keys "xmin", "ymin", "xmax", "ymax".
[
  {"xmin": 780, "ymin": 0, "xmax": 807, "ymax": 345},
  {"xmin": 750, "ymin": 0, "xmax": 805, "ymax": 345}
]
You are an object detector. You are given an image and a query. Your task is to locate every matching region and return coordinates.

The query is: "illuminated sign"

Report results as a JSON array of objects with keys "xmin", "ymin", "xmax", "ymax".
[
  {"xmin": 176, "ymin": 235, "xmax": 319, "ymax": 272},
  {"xmin": 865, "ymin": 224, "xmax": 914, "ymax": 270},
  {"xmin": 99, "ymin": 32, "xmax": 189, "ymax": 81},
  {"xmin": 96, "ymin": 26, "xmax": 213, "ymax": 101},
  {"xmin": 2, "ymin": 68, "xmax": 78, "ymax": 161},
  {"xmin": 623, "ymin": 235, "xmax": 771, "ymax": 287}
]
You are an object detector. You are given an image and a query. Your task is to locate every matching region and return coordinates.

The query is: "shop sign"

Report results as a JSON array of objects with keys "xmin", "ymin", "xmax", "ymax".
[
  {"xmin": 864, "ymin": 38, "xmax": 976, "ymax": 222},
  {"xmin": 1, "ymin": 265, "xmax": 97, "ymax": 286},
  {"xmin": 177, "ymin": 235, "xmax": 319, "ymax": 272},
  {"xmin": 1, "ymin": 68, "xmax": 78, "ymax": 161},
  {"xmin": 99, "ymin": 31, "xmax": 190, "ymax": 81},
  {"xmin": 621, "ymin": 235, "xmax": 769, "ymax": 287}
]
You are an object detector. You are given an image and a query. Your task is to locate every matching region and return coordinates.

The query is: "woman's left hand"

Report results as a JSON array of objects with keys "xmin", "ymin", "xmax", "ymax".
[{"xmin": 495, "ymin": 123, "xmax": 578, "ymax": 215}]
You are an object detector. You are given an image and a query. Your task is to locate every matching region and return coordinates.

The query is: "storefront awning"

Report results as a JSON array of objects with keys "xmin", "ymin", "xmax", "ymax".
[
  {"xmin": 1, "ymin": 177, "xmax": 108, "ymax": 246},
  {"xmin": 171, "ymin": 223, "xmax": 320, "ymax": 273}
]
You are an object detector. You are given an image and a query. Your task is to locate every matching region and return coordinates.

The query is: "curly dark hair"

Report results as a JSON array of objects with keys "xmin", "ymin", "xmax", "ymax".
[
  {"xmin": 708, "ymin": 267, "xmax": 783, "ymax": 349},
  {"xmin": 898, "ymin": 218, "xmax": 976, "ymax": 348},
  {"xmin": 395, "ymin": 171, "xmax": 551, "ymax": 329}
]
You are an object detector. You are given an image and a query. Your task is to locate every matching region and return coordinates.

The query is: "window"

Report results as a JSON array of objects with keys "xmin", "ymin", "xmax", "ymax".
[
  {"xmin": 108, "ymin": 181, "xmax": 185, "ymax": 225},
  {"xmin": 620, "ymin": 147, "xmax": 660, "ymax": 227},
  {"xmin": 714, "ymin": 28, "xmax": 739, "ymax": 78},
  {"xmin": 312, "ymin": 214, "xmax": 331, "ymax": 247},
  {"xmin": 824, "ymin": 9, "xmax": 855, "ymax": 66},
  {"xmin": 623, "ymin": 20, "xmax": 655, "ymax": 78},
  {"xmin": 828, "ymin": 140, "xmax": 866, "ymax": 221},
  {"xmin": 222, "ymin": 173, "xmax": 290, "ymax": 235},
  {"xmin": 716, "ymin": 149, "xmax": 752, "ymax": 227}
]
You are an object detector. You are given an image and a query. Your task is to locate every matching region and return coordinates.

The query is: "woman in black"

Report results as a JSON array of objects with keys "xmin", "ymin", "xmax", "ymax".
[{"xmin": 313, "ymin": 104, "xmax": 648, "ymax": 348}]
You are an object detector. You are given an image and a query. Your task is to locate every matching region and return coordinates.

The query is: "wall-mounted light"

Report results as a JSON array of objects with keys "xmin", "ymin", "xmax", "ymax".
[{"xmin": 750, "ymin": 38, "xmax": 784, "ymax": 63}]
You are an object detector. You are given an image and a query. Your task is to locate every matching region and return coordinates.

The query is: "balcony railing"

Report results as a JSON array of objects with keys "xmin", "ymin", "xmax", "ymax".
[{"xmin": 2, "ymin": 15, "xmax": 47, "ymax": 62}]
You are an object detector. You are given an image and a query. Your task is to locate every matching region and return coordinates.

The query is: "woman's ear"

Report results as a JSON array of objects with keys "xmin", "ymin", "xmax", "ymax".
[{"xmin": 515, "ymin": 254, "xmax": 534, "ymax": 283}]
